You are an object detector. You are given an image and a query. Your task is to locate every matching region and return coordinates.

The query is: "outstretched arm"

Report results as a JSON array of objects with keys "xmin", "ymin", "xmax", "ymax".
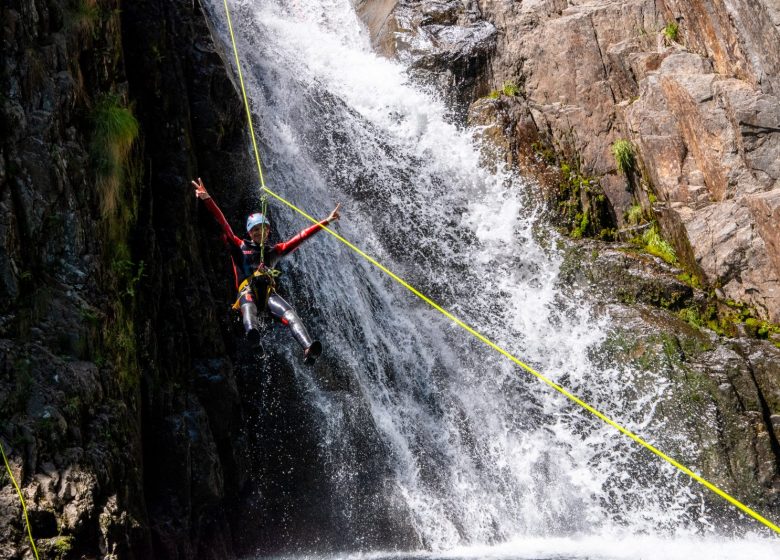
[
  {"xmin": 192, "ymin": 178, "xmax": 242, "ymax": 247},
  {"xmin": 275, "ymin": 203, "xmax": 341, "ymax": 256}
]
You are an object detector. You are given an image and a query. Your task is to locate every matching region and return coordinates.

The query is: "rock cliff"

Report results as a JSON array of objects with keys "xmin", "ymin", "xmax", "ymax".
[
  {"xmin": 356, "ymin": 0, "xmax": 780, "ymax": 527},
  {"xmin": 1, "ymin": 0, "xmax": 254, "ymax": 557},
  {"xmin": 359, "ymin": 0, "xmax": 780, "ymax": 323}
]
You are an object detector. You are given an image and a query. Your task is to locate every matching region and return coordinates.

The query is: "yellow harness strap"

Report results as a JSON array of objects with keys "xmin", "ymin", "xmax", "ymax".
[{"xmin": 231, "ymin": 268, "xmax": 281, "ymax": 310}]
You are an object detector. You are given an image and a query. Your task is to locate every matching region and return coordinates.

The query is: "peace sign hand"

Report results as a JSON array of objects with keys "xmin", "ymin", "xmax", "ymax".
[{"xmin": 192, "ymin": 178, "xmax": 210, "ymax": 200}]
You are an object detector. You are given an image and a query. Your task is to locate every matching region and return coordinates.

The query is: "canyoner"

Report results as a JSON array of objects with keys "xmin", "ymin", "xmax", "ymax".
[{"xmin": 193, "ymin": 178, "xmax": 341, "ymax": 363}]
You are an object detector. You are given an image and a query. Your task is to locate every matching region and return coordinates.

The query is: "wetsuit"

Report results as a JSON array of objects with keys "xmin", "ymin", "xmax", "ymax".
[{"xmin": 203, "ymin": 197, "xmax": 328, "ymax": 352}]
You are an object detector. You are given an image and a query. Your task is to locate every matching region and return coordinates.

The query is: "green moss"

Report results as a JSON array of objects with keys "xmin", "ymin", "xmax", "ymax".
[
  {"xmin": 597, "ymin": 227, "xmax": 617, "ymax": 240},
  {"xmin": 531, "ymin": 141, "xmax": 557, "ymax": 166},
  {"xmin": 612, "ymin": 139, "xmax": 636, "ymax": 176},
  {"xmin": 571, "ymin": 213, "xmax": 589, "ymax": 239},
  {"xmin": 105, "ymin": 306, "xmax": 139, "ymax": 391},
  {"xmin": 111, "ymin": 255, "xmax": 145, "ymax": 301},
  {"xmin": 676, "ymin": 272, "xmax": 702, "ymax": 289},
  {"xmin": 660, "ymin": 291, "xmax": 685, "ymax": 309},
  {"xmin": 548, "ymin": 148, "xmax": 616, "ymax": 241},
  {"xmin": 101, "ymin": 245, "xmax": 143, "ymax": 391},
  {"xmin": 678, "ymin": 307, "xmax": 702, "ymax": 328},
  {"xmin": 743, "ymin": 317, "xmax": 780, "ymax": 340},
  {"xmin": 54, "ymin": 535, "xmax": 73, "ymax": 559}
]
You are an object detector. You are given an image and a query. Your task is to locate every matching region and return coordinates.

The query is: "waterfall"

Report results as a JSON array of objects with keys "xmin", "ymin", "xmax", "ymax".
[{"xmin": 201, "ymin": 1, "xmax": 776, "ymax": 557}]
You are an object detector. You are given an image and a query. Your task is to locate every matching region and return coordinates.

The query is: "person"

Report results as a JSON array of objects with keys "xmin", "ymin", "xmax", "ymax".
[{"xmin": 193, "ymin": 178, "xmax": 340, "ymax": 364}]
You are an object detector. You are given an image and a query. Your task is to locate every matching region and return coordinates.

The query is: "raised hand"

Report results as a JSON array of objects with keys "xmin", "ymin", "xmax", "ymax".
[
  {"xmin": 192, "ymin": 177, "xmax": 210, "ymax": 200},
  {"xmin": 327, "ymin": 203, "xmax": 341, "ymax": 223}
]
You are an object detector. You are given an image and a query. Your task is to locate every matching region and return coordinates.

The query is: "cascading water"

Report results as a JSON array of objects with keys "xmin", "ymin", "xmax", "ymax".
[{"xmin": 202, "ymin": 1, "xmax": 778, "ymax": 557}]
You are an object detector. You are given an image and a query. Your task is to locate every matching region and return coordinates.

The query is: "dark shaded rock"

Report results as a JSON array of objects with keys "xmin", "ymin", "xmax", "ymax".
[
  {"xmin": 0, "ymin": 0, "xmax": 255, "ymax": 557},
  {"xmin": 357, "ymin": 0, "xmax": 496, "ymax": 115}
]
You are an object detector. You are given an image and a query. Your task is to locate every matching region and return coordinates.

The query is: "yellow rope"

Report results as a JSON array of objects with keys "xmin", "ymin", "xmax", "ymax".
[
  {"xmin": 219, "ymin": 0, "xmax": 780, "ymax": 535},
  {"xmin": 1, "ymin": 440, "xmax": 40, "ymax": 560}
]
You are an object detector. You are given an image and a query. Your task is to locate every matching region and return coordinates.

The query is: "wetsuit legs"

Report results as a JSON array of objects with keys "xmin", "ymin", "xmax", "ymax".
[{"xmin": 267, "ymin": 293, "xmax": 316, "ymax": 351}]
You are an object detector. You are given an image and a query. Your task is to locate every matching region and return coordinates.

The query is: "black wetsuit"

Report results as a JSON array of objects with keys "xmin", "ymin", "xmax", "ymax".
[{"xmin": 204, "ymin": 196, "xmax": 329, "ymax": 351}]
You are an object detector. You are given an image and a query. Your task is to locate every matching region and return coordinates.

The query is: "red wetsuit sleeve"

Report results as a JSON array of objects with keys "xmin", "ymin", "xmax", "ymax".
[
  {"xmin": 274, "ymin": 219, "xmax": 330, "ymax": 256},
  {"xmin": 203, "ymin": 197, "xmax": 242, "ymax": 247}
]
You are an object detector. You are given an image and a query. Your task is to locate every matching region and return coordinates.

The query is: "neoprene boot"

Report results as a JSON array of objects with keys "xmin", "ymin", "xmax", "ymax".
[{"xmin": 303, "ymin": 340, "xmax": 322, "ymax": 365}]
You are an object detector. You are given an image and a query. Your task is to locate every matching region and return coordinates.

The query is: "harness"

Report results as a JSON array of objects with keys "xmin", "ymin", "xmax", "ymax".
[{"xmin": 231, "ymin": 265, "xmax": 282, "ymax": 310}]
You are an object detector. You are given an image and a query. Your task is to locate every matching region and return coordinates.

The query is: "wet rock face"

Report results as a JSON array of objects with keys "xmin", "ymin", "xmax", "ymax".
[
  {"xmin": 606, "ymin": 307, "xmax": 780, "ymax": 519},
  {"xmin": 2, "ymin": 0, "xmax": 421, "ymax": 557},
  {"xmin": 1, "ymin": 0, "xmax": 149, "ymax": 557},
  {"xmin": 356, "ymin": 0, "xmax": 496, "ymax": 113},
  {"xmin": 365, "ymin": 0, "xmax": 780, "ymax": 321},
  {"xmin": 559, "ymin": 241, "xmax": 780, "ymax": 519}
]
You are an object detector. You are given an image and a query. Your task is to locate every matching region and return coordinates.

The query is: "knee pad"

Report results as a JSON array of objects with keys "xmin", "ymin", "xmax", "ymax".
[{"xmin": 282, "ymin": 309, "xmax": 300, "ymax": 326}]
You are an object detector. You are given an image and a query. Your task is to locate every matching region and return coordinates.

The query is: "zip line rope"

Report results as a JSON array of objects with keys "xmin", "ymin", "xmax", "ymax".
[
  {"xmin": 219, "ymin": 0, "xmax": 780, "ymax": 535},
  {"xmin": 1, "ymin": 440, "xmax": 40, "ymax": 559}
]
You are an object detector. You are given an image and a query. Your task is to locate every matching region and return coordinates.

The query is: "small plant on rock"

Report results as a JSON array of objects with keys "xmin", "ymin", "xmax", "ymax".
[
  {"xmin": 663, "ymin": 22, "xmax": 679, "ymax": 44},
  {"xmin": 612, "ymin": 139, "xmax": 636, "ymax": 176},
  {"xmin": 66, "ymin": 0, "xmax": 100, "ymax": 33},
  {"xmin": 90, "ymin": 93, "xmax": 139, "ymax": 216},
  {"xmin": 54, "ymin": 535, "xmax": 74, "ymax": 560},
  {"xmin": 642, "ymin": 225, "xmax": 677, "ymax": 264},
  {"xmin": 626, "ymin": 203, "xmax": 645, "ymax": 225},
  {"xmin": 485, "ymin": 81, "xmax": 521, "ymax": 100},
  {"xmin": 502, "ymin": 81, "xmax": 520, "ymax": 96}
]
